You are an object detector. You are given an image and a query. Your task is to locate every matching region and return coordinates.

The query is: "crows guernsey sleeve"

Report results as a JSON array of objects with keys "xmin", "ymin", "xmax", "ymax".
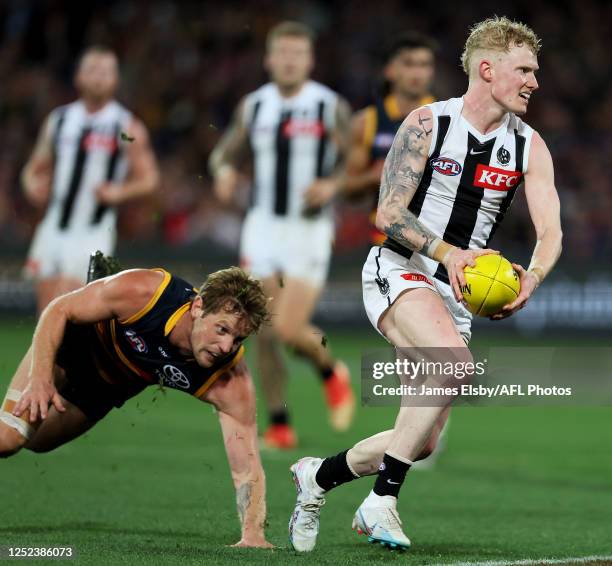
[{"xmin": 56, "ymin": 269, "xmax": 244, "ymax": 420}]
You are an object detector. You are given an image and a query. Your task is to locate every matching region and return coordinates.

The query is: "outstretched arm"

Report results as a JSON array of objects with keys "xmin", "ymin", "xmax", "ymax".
[
  {"xmin": 12, "ymin": 269, "xmax": 166, "ymax": 421},
  {"xmin": 205, "ymin": 360, "xmax": 272, "ymax": 548},
  {"xmin": 491, "ymin": 132, "xmax": 562, "ymax": 320},
  {"xmin": 376, "ymin": 107, "xmax": 498, "ymax": 301}
]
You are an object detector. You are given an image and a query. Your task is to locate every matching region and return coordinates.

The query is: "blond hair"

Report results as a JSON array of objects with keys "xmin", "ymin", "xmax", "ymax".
[
  {"xmin": 461, "ymin": 16, "xmax": 541, "ymax": 75},
  {"xmin": 266, "ymin": 21, "xmax": 315, "ymax": 51},
  {"xmin": 78, "ymin": 45, "xmax": 118, "ymax": 67},
  {"xmin": 197, "ymin": 267, "xmax": 269, "ymax": 334}
]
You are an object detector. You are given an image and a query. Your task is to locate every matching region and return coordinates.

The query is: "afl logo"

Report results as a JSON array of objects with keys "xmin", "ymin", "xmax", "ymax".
[
  {"xmin": 125, "ymin": 329, "xmax": 147, "ymax": 353},
  {"xmin": 431, "ymin": 157, "xmax": 462, "ymax": 176},
  {"xmin": 163, "ymin": 364, "xmax": 190, "ymax": 389}
]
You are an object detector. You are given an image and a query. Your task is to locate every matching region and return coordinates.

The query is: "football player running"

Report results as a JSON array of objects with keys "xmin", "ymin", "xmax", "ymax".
[
  {"xmin": 22, "ymin": 47, "xmax": 159, "ymax": 313},
  {"xmin": 210, "ymin": 22, "xmax": 355, "ymax": 449},
  {"xmin": 289, "ymin": 16, "xmax": 562, "ymax": 552}
]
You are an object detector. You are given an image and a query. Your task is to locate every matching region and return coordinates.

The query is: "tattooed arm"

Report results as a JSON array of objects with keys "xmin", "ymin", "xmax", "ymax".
[
  {"xmin": 203, "ymin": 360, "xmax": 272, "ymax": 548},
  {"xmin": 303, "ymin": 96, "xmax": 353, "ymax": 210},
  {"xmin": 376, "ymin": 107, "xmax": 440, "ymax": 254},
  {"xmin": 209, "ymin": 98, "xmax": 250, "ymax": 206},
  {"xmin": 376, "ymin": 107, "xmax": 498, "ymax": 301}
]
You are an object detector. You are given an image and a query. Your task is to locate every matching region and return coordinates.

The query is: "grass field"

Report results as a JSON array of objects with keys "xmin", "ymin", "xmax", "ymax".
[{"xmin": 1, "ymin": 319, "xmax": 611, "ymax": 565}]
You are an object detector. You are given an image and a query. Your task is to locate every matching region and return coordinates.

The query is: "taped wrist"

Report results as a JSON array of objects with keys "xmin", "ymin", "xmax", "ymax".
[
  {"xmin": 0, "ymin": 388, "xmax": 34, "ymax": 440},
  {"xmin": 428, "ymin": 238, "xmax": 455, "ymax": 264},
  {"xmin": 527, "ymin": 266, "xmax": 544, "ymax": 285}
]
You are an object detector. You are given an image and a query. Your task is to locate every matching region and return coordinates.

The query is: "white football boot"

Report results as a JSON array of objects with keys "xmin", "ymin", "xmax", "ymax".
[
  {"xmin": 289, "ymin": 457, "xmax": 326, "ymax": 552},
  {"xmin": 352, "ymin": 493, "xmax": 411, "ymax": 550}
]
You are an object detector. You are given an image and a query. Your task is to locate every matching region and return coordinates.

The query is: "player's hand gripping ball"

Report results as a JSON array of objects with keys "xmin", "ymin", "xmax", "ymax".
[{"xmin": 461, "ymin": 255, "xmax": 520, "ymax": 317}]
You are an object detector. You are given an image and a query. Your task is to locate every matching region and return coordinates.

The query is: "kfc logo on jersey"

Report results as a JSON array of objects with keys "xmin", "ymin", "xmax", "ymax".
[
  {"xmin": 431, "ymin": 157, "xmax": 462, "ymax": 176},
  {"xmin": 124, "ymin": 329, "xmax": 147, "ymax": 353},
  {"xmin": 473, "ymin": 164, "xmax": 522, "ymax": 191},
  {"xmin": 283, "ymin": 119, "xmax": 325, "ymax": 138},
  {"xmin": 84, "ymin": 131, "xmax": 119, "ymax": 153}
]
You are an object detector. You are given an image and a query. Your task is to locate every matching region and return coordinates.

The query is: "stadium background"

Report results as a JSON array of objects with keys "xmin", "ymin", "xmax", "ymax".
[{"xmin": 1, "ymin": 2, "xmax": 611, "ymax": 565}]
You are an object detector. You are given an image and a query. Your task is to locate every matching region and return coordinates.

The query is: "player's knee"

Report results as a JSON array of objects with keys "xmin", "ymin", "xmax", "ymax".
[{"xmin": 0, "ymin": 424, "xmax": 27, "ymax": 458}]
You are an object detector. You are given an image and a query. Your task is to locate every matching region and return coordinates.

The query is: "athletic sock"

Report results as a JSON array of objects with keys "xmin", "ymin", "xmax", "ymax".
[
  {"xmin": 320, "ymin": 366, "xmax": 334, "ymax": 382},
  {"xmin": 315, "ymin": 449, "xmax": 357, "ymax": 491},
  {"xmin": 270, "ymin": 408, "xmax": 290, "ymax": 426},
  {"xmin": 372, "ymin": 452, "xmax": 412, "ymax": 498}
]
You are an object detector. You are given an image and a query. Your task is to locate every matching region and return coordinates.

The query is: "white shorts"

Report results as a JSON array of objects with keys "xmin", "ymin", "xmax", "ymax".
[
  {"xmin": 24, "ymin": 221, "xmax": 116, "ymax": 283},
  {"xmin": 239, "ymin": 209, "xmax": 334, "ymax": 287},
  {"xmin": 362, "ymin": 246, "xmax": 472, "ymax": 343}
]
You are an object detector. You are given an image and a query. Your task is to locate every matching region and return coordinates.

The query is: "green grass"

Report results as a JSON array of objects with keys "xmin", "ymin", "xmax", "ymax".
[{"xmin": 1, "ymin": 319, "xmax": 611, "ymax": 565}]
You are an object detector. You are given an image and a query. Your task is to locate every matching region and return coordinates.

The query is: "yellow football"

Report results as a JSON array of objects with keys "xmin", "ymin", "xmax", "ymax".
[{"xmin": 461, "ymin": 255, "xmax": 520, "ymax": 317}]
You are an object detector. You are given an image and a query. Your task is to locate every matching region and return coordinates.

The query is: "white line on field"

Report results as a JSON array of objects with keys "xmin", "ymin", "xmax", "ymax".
[{"xmin": 442, "ymin": 555, "xmax": 612, "ymax": 566}]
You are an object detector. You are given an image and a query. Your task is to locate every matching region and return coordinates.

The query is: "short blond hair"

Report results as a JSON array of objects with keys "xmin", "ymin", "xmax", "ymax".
[
  {"xmin": 266, "ymin": 21, "xmax": 315, "ymax": 51},
  {"xmin": 461, "ymin": 16, "xmax": 541, "ymax": 75},
  {"xmin": 78, "ymin": 45, "xmax": 118, "ymax": 67}
]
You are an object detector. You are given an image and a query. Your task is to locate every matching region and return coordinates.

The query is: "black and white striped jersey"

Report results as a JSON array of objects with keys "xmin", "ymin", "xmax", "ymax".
[
  {"xmin": 241, "ymin": 80, "xmax": 339, "ymax": 218},
  {"xmin": 383, "ymin": 97, "xmax": 534, "ymax": 284},
  {"xmin": 43, "ymin": 100, "xmax": 132, "ymax": 233}
]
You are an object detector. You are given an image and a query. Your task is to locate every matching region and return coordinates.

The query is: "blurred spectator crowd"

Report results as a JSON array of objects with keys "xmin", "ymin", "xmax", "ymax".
[{"xmin": 1, "ymin": 0, "xmax": 611, "ymax": 269}]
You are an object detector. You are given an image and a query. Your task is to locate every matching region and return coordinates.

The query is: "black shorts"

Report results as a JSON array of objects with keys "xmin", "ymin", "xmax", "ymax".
[{"xmin": 55, "ymin": 323, "xmax": 146, "ymax": 422}]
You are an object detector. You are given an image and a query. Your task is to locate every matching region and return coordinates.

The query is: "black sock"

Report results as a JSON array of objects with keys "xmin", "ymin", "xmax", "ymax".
[
  {"xmin": 372, "ymin": 453, "xmax": 411, "ymax": 498},
  {"xmin": 315, "ymin": 449, "xmax": 356, "ymax": 491},
  {"xmin": 270, "ymin": 409, "xmax": 289, "ymax": 426},
  {"xmin": 320, "ymin": 366, "xmax": 334, "ymax": 382}
]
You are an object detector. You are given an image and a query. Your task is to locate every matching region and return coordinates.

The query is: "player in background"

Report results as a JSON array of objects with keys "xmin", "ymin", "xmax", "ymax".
[
  {"xmin": 22, "ymin": 46, "xmax": 159, "ymax": 313},
  {"xmin": 0, "ymin": 264, "xmax": 272, "ymax": 548},
  {"xmin": 304, "ymin": 32, "xmax": 436, "ymax": 246},
  {"xmin": 289, "ymin": 16, "xmax": 562, "ymax": 551},
  {"xmin": 209, "ymin": 21, "xmax": 355, "ymax": 449}
]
